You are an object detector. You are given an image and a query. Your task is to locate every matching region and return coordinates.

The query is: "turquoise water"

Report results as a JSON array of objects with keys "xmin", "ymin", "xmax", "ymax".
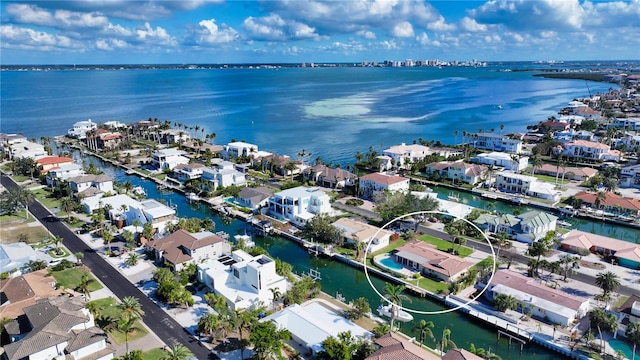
[
  {"xmin": 609, "ymin": 339, "xmax": 637, "ymax": 360},
  {"xmin": 1, "ymin": 65, "xmax": 615, "ymax": 165},
  {"xmin": 379, "ymin": 256, "xmax": 404, "ymax": 271}
]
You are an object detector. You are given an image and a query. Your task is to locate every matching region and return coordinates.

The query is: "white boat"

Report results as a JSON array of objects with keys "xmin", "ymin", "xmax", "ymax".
[
  {"xmin": 447, "ymin": 193, "xmax": 461, "ymax": 202},
  {"xmin": 558, "ymin": 205, "xmax": 578, "ymax": 217},
  {"xmin": 557, "ymin": 220, "xmax": 572, "ymax": 228},
  {"xmin": 377, "ymin": 304, "xmax": 413, "ymax": 322},
  {"xmin": 132, "ymin": 186, "xmax": 146, "ymax": 196},
  {"xmin": 234, "ymin": 233, "xmax": 255, "ymax": 249},
  {"xmin": 186, "ymin": 192, "xmax": 200, "ymax": 202}
]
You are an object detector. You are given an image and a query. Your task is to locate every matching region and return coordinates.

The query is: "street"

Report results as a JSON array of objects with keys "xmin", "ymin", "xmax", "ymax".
[{"xmin": 0, "ymin": 174, "xmax": 217, "ymax": 360}]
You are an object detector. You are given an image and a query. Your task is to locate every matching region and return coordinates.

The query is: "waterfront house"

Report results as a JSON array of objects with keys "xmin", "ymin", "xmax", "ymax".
[
  {"xmin": 574, "ymin": 191, "xmax": 640, "ymax": 216},
  {"xmin": 560, "ymin": 230, "xmax": 640, "ymax": 269},
  {"xmin": 621, "ymin": 163, "xmax": 640, "ymax": 189},
  {"xmin": 160, "ymin": 129, "xmax": 190, "ymax": 144},
  {"xmin": 473, "ymin": 210, "xmax": 557, "ymax": 243},
  {"xmin": 197, "ymin": 250, "xmax": 287, "ymax": 311},
  {"xmin": 146, "ymin": 229, "xmax": 230, "ymax": 272},
  {"xmin": 236, "ymin": 186, "xmax": 273, "ymax": 211},
  {"xmin": 382, "ymin": 143, "xmax": 432, "ymax": 169},
  {"xmin": 201, "ymin": 161, "xmax": 247, "ymax": 190},
  {"xmin": 262, "ymin": 301, "xmax": 372, "ymax": 357},
  {"xmin": 442, "ymin": 349, "xmax": 484, "ymax": 360},
  {"xmin": 554, "ymin": 129, "xmax": 595, "ymax": 143},
  {"xmin": 67, "ymin": 174, "xmax": 114, "ymax": 197},
  {"xmin": 471, "ymin": 132, "xmax": 523, "ymax": 153},
  {"xmin": 260, "ymin": 154, "xmax": 302, "ymax": 177},
  {"xmin": 133, "ymin": 119, "xmax": 159, "ymax": 138},
  {"xmin": 615, "ymin": 133, "xmax": 640, "ymax": 151},
  {"xmin": 366, "ymin": 331, "xmax": 440, "ymax": 360},
  {"xmin": 0, "ymin": 133, "xmax": 26, "ymax": 147},
  {"xmin": 557, "ymin": 140, "xmax": 623, "ymax": 162},
  {"xmin": 268, "ymin": 186, "xmax": 332, "ymax": 227},
  {"xmin": 393, "ymin": 240, "xmax": 473, "ymax": 282},
  {"xmin": 424, "ymin": 161, "xmax": 488, "ymax": 185},
  {"xmin": 35, "ymin": 156, "xmax": 74, "ymax": 174},
  {"xmin": 151, "ymin": 148, "xmax": 190, "ymax": 170},
  {"xmin": 486, "ymin": 270, "xmax": 589, "ymax": 326},
  {"xmin": 540, "ymin": 118, "xmax": 571, "ymax": 132},
  {"xmin": 534, "ymin": 163, "xmax": 598, "ymax": 182},
  {"xmin": 82, "ymin": 194, "xmax": 176, "ymax": 235},
  {"xmin": 67, "ymin": 119, "xmax": 97, "ymax": 139},
  {"xmin": 1, "ymin": 296, "xmax": 114, "ymax": 360},
  {"xmin": 221, "ymin": 141, "xmax": 258, "ymax": 160},
  {"xmin": 611, "ymin": 117, "xmax": 640, "ymax": 131},
  {"xmin": 332, "ymin": 217, "xmax": 392, "ymax": 254},
  {"xmin": 173, "ymin": 163, "xmax": 205, "ymax": 183},
  {"xmin": 359, "ymin": 173, "xmax": 410, "ymax": 199},
  {"xmin": 7, "ymin": 140, "xmax": 47, "ymax": 160},
  {"xmin": 471, "ymin": 151, "xmax": 529, "ymax": 172},
  {"xmin": 46, "ymin": 163, "xmax": 85, "ymax": 187},
  {"xmin": 303, "ymin": 164, "xmax": 356, "ymax": 188},
  {"xmin": 495, "ymin": 171, "xmax": 561, "ymax": 202},
  {"xmin": 85, "ymin": 129, "xmax": 122, "ymax": 151},
  {"xmin": 376, "ymin": 155, "xmax": 394, "ymax": 172}
]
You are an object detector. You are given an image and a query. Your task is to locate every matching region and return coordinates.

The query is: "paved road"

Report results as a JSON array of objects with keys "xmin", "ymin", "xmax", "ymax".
[{"xmin": 1, "ymin": 175, "xmax": 217, "ymax": 360}]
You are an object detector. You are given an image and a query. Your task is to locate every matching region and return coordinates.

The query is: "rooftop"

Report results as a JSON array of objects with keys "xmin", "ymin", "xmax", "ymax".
[{"xmin": 360, "ymin": 172, "xmax": 409, "ymax": 185}]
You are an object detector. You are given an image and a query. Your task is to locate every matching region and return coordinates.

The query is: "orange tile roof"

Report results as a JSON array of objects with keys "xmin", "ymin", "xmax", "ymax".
[
  {"xmin": 575, "ymin": 191, "xmax": 640, "ymax": 212},
  {"xmin": 35, "ymin": 156, "xmax": 73, "ymax": 166},
  {"xmin": 566, "ymin": 140, "xmax": 610, "ymax": 150},
  {"xmin": 360, "ymin": 172, "xmax": 409, "ymax": 185}
]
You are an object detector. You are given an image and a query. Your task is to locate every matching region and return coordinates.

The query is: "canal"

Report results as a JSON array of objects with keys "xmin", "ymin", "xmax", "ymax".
[{"xmin": 82, "ymin": 154, "xmax": 638, "ymax": 359}]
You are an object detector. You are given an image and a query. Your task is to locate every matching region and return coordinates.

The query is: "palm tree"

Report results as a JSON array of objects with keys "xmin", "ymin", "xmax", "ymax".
[
  {"xmin": 116, "ymin": 317, "xmax": 137, "ymax": 354},
  {"xmin": 51, "ymin": 235, "xmax": 64, "ymax": 253},
  {"xmin": 589, "ymin": 308, "xmax": 618, "ymax": 355},
  {"xmin": 412, "ymin": 319, "xmax": 435, "ymax": 346},
  {"xmin": 558, "ymin": 254, "xmax": 580, "ymax": 281},
  {"xmin": 125, "ymin": 252, "xmax": 141, "ymax": 267},
  {"xmin": 625, "ymin": 321, "xmax": 640, "ymax": 360},
  {"xmin": 197, "ymin": 312, "xmax": 219, "ymax": 341},
  {"xmin": 160, "ymin": 344, "xmax": 194, "ymax": 360},
  {"xmin": 383, "ymin": 283, "xmax": 411, "ymax": 330},
  {"xmin": 594, "ymin": 191, "xmax": 607, "ymax": 209},
  {"xmin": 493, "ymin": 293, "xmax": 518, "ymax": 312},
  {"xmin": 438, "ymin": 327, "xmax": 457, "ymax": 354},
  {"xmin": 372, "ymin": 323, "xmax": 390, "ymax": 338},
  {"xmin": 269, "ymin": 288, "xmax": 282, "ymax": 312},
  {"xmin": 595, "ymin": 271, "xmax": 621, "ymax": 300},
  {"xmin": 529, "ymin": 155, "xmax": 542, "ymax": 177},
  {"xmin": 60, "ymin": 196, "xmax": 75, "ymax": 222},
  {"xmin": 118, "ymin": 296, "xmax": 145, "ymax": 321},
  {"xmin": 77, "ymin": 271, "xmax": 92, "ymax": 300}
]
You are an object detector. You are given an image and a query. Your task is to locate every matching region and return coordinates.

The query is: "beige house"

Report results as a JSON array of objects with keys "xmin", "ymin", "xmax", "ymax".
[
  {"xmin": 359, "ymin": 173, "xmax": 410, "ymax": 199},
  {"xmin": 146, "ymin": 229, "xmax": 231, "ymax": 271},
  {"xmin": 332, "ymin": 217, "xmax": 393, "ymax": 254},
  {"xmin": 394, "ymin": 240, "xmax": 473, "ymax": 282}
]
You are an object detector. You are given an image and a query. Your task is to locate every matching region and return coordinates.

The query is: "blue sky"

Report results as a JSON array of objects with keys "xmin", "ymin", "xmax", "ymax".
[{"xmin": 1, "ymin": 0, "xmax": 638, "ymax": 65}]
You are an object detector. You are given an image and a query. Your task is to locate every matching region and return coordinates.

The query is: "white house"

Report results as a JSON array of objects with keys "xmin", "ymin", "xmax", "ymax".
[
  {"xmin": 161, "ymin": 129, "xmax": 191, "ymax": 144},
  {"xmin": 424, "ymin": 161, "xmax": 488, "ymax": 185},
  {"xmin": 495, "ymin": 171, "xmax": 562, "ymax": 202},
  {"xmin": 261, "ymin": 301, "xmax": 372, "ymax": 356},
  {"xmin": 67, "ymin": 119, "xmax": 97, "ymax": 139},
  {"xmin": 474, "ymin": 210, "xmax": 557, "ymax": 243},
  {"xmin": 46, "ymin": 163, "xmax": 85, "ymax": 187},
  {"xmin": 67, "ymin": 174, "xmax": 114, "ymax": 196},
  {"xmin": 82, "ymin": 195, "xmax": 176, "ymax": 236},
  {"xmin": 221, "ymin": 141, "xmax": 259, "ymax": 160},
  {"xmin": 358, "ymin": 173, "xmax": 410, "ymax": 199},
  {"xmin": 621, "ymin": 164, "xmax": 640, "ymax": 188},
  {"xmin": 2, "ymin": 296, "xmax": 114, "ymax": 360},
  {"xmin": 0, "ymin": 243, "xmax": 50, "ymax": 275},
  {"xmin": 471, "ymin": 152, "xmax": 529, "ymax": 172},
  {"xmin": 268, "ymin": 186, "xmax": 332, "ymax": 227},
  {"xmin": 611, "ymin": 117, "xmax": 640, "ymax": 131},
  {"xmin": 0, "ymin": 133, "xmax": 26, "ymax": 147},
  {"xmin": 486, "ymin": 270, "xmax": 589, "ymax": 326},
  {"xmin": 201, "ymin": 161, "xmax": 247, "ymax": 190},
  {"xmin": 382, "ymin": 143, "xmax": 432, "ymax": 168},
  {"xmin": 236, "ymin": 187, "xmax": 273, "ymax": 211},
  {"xmin": 472, "ymin": 132, "xmax": 523, "ymax": 153},
  {"xmin": 146, "ymin": 229, "xmax": 230, "ymax": 271},
  {"xmin": 198, "ymin": 250, "xmax": 287, "ymax": 311},
  {"xmin": 152, "ymin": 148, "xmax": 190, "ymax": 170},
  {"xmin": 8, "ymin": 140, "xmax": 47, "ymax": 160},
  {"xmin": 173, "ymin": 163, "xmax": 205, "ymax": 183},
  {"xmin": 332, "ymin": 217, "xmax": 392, "ymax": 254},
  {"xmin": 558, "ymin": 140, "xmax": 623, "ymax": 162}
]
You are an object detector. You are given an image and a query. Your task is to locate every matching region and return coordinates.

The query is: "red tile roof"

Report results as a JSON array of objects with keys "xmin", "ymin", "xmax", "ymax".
[
  {"xmin": 575, "ymin": 191, "xmax": 640, "ymax": 212},
  {"xmin": 35, "ymin": 156, "xmax": 73, "ymax": 166},
  {"xmin": 366, "ymin": 332, "xmax": 439, "ymax": 360},
  {"xmin": 360, "ymin": 172, "xmax": 409, "ymax": 185}
]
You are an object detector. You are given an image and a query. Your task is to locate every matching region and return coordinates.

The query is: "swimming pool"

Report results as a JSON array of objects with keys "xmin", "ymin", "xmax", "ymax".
[
  {"xmin": 379, "ymin": 256, "xmax": 404, "ymax": 271},
  {"xmin": 608, "ymin": 339, "xmax": 637, "ymax": 360}
]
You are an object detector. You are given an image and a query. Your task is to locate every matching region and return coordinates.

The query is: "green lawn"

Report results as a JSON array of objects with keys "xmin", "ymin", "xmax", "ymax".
[
  {"xmin": 31, "ymin": 188, "xmax": 62, "ymax": 209},
  {"xmin": 406, "ymin": 276, "xmax": 449, "ymax": 294},
  {"xmin": 51, "ymin": 268, "xmax": 102, "ymax": 292},
  {"xmin": 87, "ymin": 297, "xmax": 149, "ymax": 344},
  {"xmin": 142, "ymin": 348, "xmax": 166, "ymax": 360},
  {"xmin": 48, "ymin": 247, "xmax": 70, "ymax": 258},
  {"xmin": 11, "ymin": 175, "xmax": 31, "ymax": 182},
  {"xmin": 533, "ymin": 173, "xmax": 567, "ymax": 185},
  {"xmin": 418, "ymin": 234, "xmax": 473, "ymax": 258}
]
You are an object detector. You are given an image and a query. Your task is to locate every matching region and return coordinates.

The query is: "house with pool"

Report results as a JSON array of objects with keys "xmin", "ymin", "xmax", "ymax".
[
  {"xmin": 560, "ymin": 230, "xmax": 640, "ymax": 269},
  {"xmin": 390, "ymin": 240, "xmax": 473, "ymax": 282},
  {"xmin": 331, "ymin": 217, "xmax": 392, "ymax": 254}
]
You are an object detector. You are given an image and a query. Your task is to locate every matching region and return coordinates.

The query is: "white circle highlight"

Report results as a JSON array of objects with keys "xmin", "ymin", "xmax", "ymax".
[{"xmin": 363, "ymin": 210, "xmax": 496, "ymax": 315}]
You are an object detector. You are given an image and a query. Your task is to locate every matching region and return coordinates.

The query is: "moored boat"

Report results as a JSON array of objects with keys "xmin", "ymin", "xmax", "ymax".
[{"xmin": 377, "ymin": 304, "xmax": 413, "ymax": 322}]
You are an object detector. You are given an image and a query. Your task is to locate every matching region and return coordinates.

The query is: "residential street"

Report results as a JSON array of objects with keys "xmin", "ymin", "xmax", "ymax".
[{"xmin": 0, "ymin": 174, "xmax": 217, "ymax": 360}]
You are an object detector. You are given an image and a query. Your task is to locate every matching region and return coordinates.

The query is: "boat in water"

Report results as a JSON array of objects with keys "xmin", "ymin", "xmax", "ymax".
[
  {"xmin": 186, "ymin": 192, "xmax": 200, "ymax": 203},
  {"xmin": 377, "ymin": 304, "xmax": 413, "ymax": 322},
  {"xmin": 233, "ymin": 233, "xmax": 255, "ymax": 249},
  {"xmin": 557, "ymin": 220, "xmax": 572, "ymax": 228},
  {"xmin": 447, "ymin": 193, "xmax": 461, "ymax": 202},
  {"xmin": 557, "ymin": 205, "xmax": 578, "ymax": 217},
  {"xmin": 132, "ymin": 186, "xmax": 146, "ymax": 197}
]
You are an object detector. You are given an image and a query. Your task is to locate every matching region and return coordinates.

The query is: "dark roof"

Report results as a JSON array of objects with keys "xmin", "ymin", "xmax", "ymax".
[
  {"xmin": 442, "ymin": 348, "xmax": 484, "ymax": 360},
  {"xmin": 146, "ymin": 229, "xmax": 225, "ymax": 265},
  {"xmin": 366, "ymin": 332, "xmax": 439, "ymax": 360},
  {"xmin": 0, "ymin": 275, "xmax": 34, "ymax": 305}
]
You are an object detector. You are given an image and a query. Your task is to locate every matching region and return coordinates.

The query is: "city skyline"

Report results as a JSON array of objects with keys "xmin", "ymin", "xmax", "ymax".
[{"xmin": 1, "ymin": 0, "xmax": 639, "ymax": 65}]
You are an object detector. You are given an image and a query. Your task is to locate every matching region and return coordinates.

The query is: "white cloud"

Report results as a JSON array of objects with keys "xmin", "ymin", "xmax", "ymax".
[
  {"xmin": 391, "ymin": 21, "xmax": 414, "ymax": 37},
  {"xmin": 427, "ymin": 16, "xmax": 455, "ymax": 32},
  {"xmin": 357, "ymin": 30, "xmax": 376, "ymax": 39},
  {"xmin": 460, "ymin": 17, "xmax": 488, "ymax": 32},
  {"xmin": 6, "ymin": 3, "xmax": 109, "ymax": 29},
  {"xmin": 242, "ymin": 13, "xmax": 318, "ymax": 41},
  {"xmin": 134, "ymin": 22, "xmax": 177, "ymax": 47},
  {"xmin": 0, "ymin": 24, "xmax": 82, "ymax": 51},
  {"xmin": 5, "ymin": 4, "xmax": 55, "ymax": 26},
  {"xmin": 193, "ymin": 19, "xmax": 239, "ymax": 44}
]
